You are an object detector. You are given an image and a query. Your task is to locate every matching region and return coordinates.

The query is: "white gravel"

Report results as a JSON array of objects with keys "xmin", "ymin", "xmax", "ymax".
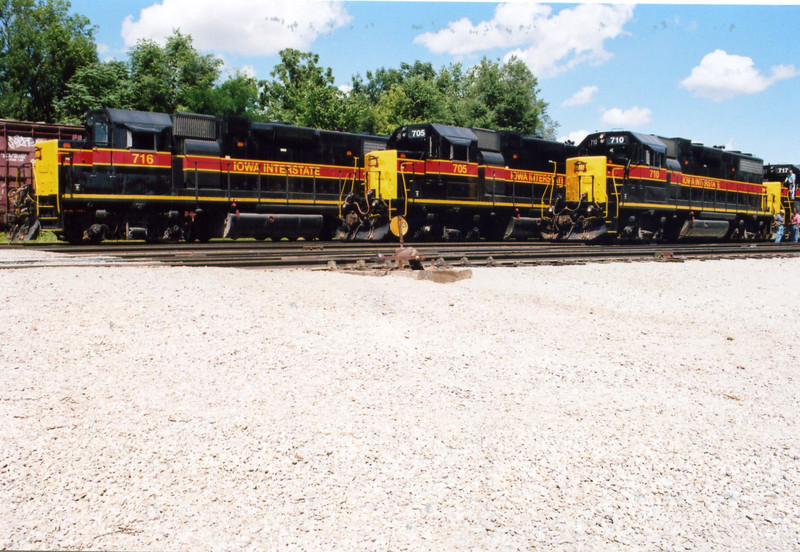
[{"xmin": 1, "ymin": 248, "xmax": 799, "ymax": 551}]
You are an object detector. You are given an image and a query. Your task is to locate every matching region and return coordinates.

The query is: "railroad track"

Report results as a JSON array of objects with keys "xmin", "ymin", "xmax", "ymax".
[{"xmin": 3, "ymin": 240, "xmax": 800, "ymax": 270}]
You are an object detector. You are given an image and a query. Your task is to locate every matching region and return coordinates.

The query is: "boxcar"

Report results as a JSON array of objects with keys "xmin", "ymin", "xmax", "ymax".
[{"xmin": 0, "ymin": 119, "xmax": 84, "ymax": 229}]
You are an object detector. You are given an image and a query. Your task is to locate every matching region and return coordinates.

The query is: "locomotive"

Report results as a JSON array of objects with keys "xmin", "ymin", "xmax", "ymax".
[
  {"xmin": 26, "ymin": 109, "xmax": 578, "ymax": 244},
  {"xmin": 29, "ymin": 108, "xmax": 387, "ymax": 244},
  {"xmin": 20, "ymin": 107, "xmax": 788, "ymax": 245},
  {"xmin": 543, "ymin": 131, "xmax": 782, "ymax": 242},
  {"xmin": 355, "ymin": 123, "xmax": 577, "ymax": 242}
]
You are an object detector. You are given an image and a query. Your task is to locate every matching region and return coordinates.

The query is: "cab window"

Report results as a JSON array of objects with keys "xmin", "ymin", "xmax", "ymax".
[{"xmin": 93, "ymin": 123, "xmax": 109, "ymax": 146}]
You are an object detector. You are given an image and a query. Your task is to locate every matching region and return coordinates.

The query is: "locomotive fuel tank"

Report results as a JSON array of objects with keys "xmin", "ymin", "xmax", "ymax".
[
  {"xmin": 504, "ymin": 216, "xmax": 543, "ymax": 239},
  {"xmin": 678, "ymin": 217, "xmax": 730, "ymax": 239},
  {"xmin": 223, "ymin": 212, "xmax": 324, "ymax": 241}
]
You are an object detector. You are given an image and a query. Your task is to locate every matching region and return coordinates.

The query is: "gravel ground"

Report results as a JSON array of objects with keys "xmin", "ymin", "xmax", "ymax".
[{"xmin": 1, "ymin": 248, "xmax": 799, "ymax": 551}]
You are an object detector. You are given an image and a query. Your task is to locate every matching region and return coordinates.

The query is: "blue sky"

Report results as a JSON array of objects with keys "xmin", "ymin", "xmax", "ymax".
[{"xmin": 67, "ymin": 1, "xmax": 800, "ymax": 164}]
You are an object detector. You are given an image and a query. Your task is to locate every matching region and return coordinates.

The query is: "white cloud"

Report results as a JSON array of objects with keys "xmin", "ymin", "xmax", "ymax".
[
  {"xmin": 413, "ymin": 3, "xmax": 552, "ymax": 56},
  {"xmin": 680, "ymin": 49, "xmax": 800, "ymax": 101},
  {"xmin": 559, "ymin": 129, "xmax": 590, "ymax": 145},
  {"xmin": 562, "ymin": 85, "xmax": 598, "ymax": 107},
  {"xmin": 600, "ymin": 107, "xmax": 652, "ymax": 128},
  {"xmin": 414, "ymin": 3, "xmax": 634, "ymax": 78},
  {"xmin": 121, "ymin": 0, "xmax": 351, "ymax": 56}
]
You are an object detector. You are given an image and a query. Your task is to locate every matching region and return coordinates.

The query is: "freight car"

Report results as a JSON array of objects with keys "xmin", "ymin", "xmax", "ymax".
[
  {"xmin": 544, "ymin": 131, "xmax": 780, "ymax": 242},
  {"xmin": 1, "ymin": 119, "xmax": 84, "ymax": 233},
  {"xmin": 28, "ymin": 109, "xmax": 387, "ymax": 244},
  {"xmin": 354, "ymin": 123, "xmax": 577, "ymax": 242}
]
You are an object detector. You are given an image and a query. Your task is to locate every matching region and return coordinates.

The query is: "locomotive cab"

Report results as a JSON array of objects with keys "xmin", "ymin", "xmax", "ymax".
[{"xmin": 764, "ymin": 163, "xmax": 799, "ymax": 216}]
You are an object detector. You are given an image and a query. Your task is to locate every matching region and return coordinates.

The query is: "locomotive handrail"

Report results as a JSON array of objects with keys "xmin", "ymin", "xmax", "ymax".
[
  {"xmin": 512, "ymin": 175, "xmax": 516, "ymax": 206},
  {"xmin": 609, "ymin": 168, "xmax": 622, "ymax": 220},
  {"xmin": 365, "ymin": 168, "xmax": 382, "ymax": 217},
  {"xmin": 256, "ymin": 165, "xmax": 262, "ymax": 204},
  {"xmin": 541, "ymin": 160, "xmax": 558, "ymax": 220},
  {"xmin": 226, "ymin": 161, "xmax": 231, "ymax": 201},
  {"xmin": 577, "ymin": 174, "xmax": 592, "ymax": 206},
  {"xmin": 398, "ymin": 162, "xmax": 411, "ymax": 217}
]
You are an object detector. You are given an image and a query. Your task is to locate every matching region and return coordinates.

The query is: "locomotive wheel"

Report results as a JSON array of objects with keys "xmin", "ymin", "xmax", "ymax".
[
  {"xmin": 145, "ymin": 224, "xmax": 162, "ymax": 244},
  {"xmin": 636, "ymin": 226, "xmax": 652, "ymax": 244},
  {"xmin": 196, "ymin": 223, "xmax": 213, "ymax": 243},
  {"xmin": 318, "ymin": 215, "xmax": 339, "ymax": 241},
  {"xmin": 184, "ymin": 223, "xmax": 197, "ymax": 243},
  {"xmin": 63, "ymin": 217, "xmax": 85, "ymax": 245}
]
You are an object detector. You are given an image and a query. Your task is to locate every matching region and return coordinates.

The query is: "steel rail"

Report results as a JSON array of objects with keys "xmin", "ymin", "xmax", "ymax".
[{"xmin": 3, "ymin": 241, "xmax": 800, "ymax": 270}]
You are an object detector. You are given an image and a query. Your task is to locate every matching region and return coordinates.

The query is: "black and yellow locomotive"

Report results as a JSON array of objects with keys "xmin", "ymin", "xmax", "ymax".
[
  {"xmin": 30, "ymin": 112, "xmax": 578, "ymax": 244},
  {"xmin": 359, "ymin": 123, "xmax": 577, "ymax": 242},
  {"xmin": 27, "ymin": 108, "xmax": 787, "ymax": 245},
  {"xmin": 32, "ymin": 108, "xmax": 387, "ymax": 244},
  {"xmin": 546, "ymin": 131, "xmax": 781, "ymax": 242}
]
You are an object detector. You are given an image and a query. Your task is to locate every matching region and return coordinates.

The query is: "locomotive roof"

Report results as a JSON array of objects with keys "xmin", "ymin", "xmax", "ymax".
[
  {"xmin": 629, "ymin": 132, "xmax": 667, "ymax": 153},
  {"xmin": 430, "ymin": 124, "xmax": 478, "ymax": 146},
  {"xmin": 582, "ymin": 130, "xmax": 668, "ymax": 154},
  {"xmin": 396, "ymin": 123, "xmax": 479, "ymax": 147},
  {"xmin": 102, "ymin": 109, "xmax": 173, "ymax": 133}
]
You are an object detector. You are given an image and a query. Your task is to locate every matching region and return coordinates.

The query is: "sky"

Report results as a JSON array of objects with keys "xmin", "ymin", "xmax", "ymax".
[{"xmin": 66, "ymin": 0, "xmax": 800, "ymax": 164}]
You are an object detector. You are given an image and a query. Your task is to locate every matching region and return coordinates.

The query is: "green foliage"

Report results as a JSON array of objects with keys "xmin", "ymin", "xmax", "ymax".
[
  {"xmin": 128, "ymin": 30, "xmax": 222, "ymax": 114},
  {"xmin": 259, "ymin": 49, "xmax": 346, "ymax": 129},
  {"xmin": 461, "ymin": 57, "xmax": 556, "ymax": 138},
  {"xmin": 345, "ymin": 57, "xmax": 556, "ymax": 137},
  {"xmin": 208, "ymin": 72, "xmax": 261, "ymax": 118},
  {"xmin": 0, "ymin": 1, "xmax": 557, "ymax": 139},
  {"xmin": 55, "ymin": 60, "xmax": 133, "ymax": 123},
  {"xmin": 0, "ymin": 0, "xmax": 97, "ymax": 122},
  {"xmin": 347, "ymin": 61, "xmax": 460, "ymax": 133}
]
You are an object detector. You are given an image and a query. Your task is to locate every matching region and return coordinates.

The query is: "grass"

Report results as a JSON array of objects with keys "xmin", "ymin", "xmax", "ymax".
[{"xmin": 0, "ymin": 230, "xmax": 60, "ymax": 245}]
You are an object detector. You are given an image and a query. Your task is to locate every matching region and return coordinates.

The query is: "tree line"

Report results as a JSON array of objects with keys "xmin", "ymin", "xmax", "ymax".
[{"xmin": 0, "ymin": 0, "xmax": 557, "ymax": 137}]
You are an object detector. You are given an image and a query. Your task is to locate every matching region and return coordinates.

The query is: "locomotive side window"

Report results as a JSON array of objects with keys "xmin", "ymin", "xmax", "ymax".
[
  {"xmin": 450, "ymin": 143, "xmax": 468, "ymax": 162},
  {"xmin": 127, "ymin": 130, "xmax": 157, "ymax": 150},
  {"xmin": 93, "ymin": 123, "xmax": 109, "ymax": 146}
]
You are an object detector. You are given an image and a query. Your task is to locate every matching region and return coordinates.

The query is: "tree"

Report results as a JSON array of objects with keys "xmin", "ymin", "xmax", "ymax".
[
  {"xmin": 0, "ymin": 0, "xmax": 97, "ymax": 121},
  {"xmin": 56, "ymin": 60, "xmax": 133, "ymax": 123},
  {"xmin": 346, "ymin": 57, "xmax": 556, "ymax": 137},
  {"xmin": 259, "ymin": 49, "xmax": 345, "ymax": 129},
  {"xmin": 127, "ymin": 30, "xmax": 222, "ymax": 114},
  {"xmin": 461, "ymin": 57, "xmax": 556, "ymax": 137},
  {"xmin": 208, "ymin": 71, "xmax": 260, "ymax": 118},
  {"xmin": 348, "ymin": 61, "xmax": 464, "ymax": 134}
]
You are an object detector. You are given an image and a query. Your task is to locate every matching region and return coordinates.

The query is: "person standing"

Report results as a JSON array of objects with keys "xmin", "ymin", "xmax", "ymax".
[
  {"xmin": 775, "ymin": 210, "xmax": 785, "ymax": 243},
  {"xmin": 786, "ymin": 170, "xmax": 798, "ymax": 212},
  {"xmin": 792, "ymin": 210, "xmax": 800, "ymax": 242}
]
